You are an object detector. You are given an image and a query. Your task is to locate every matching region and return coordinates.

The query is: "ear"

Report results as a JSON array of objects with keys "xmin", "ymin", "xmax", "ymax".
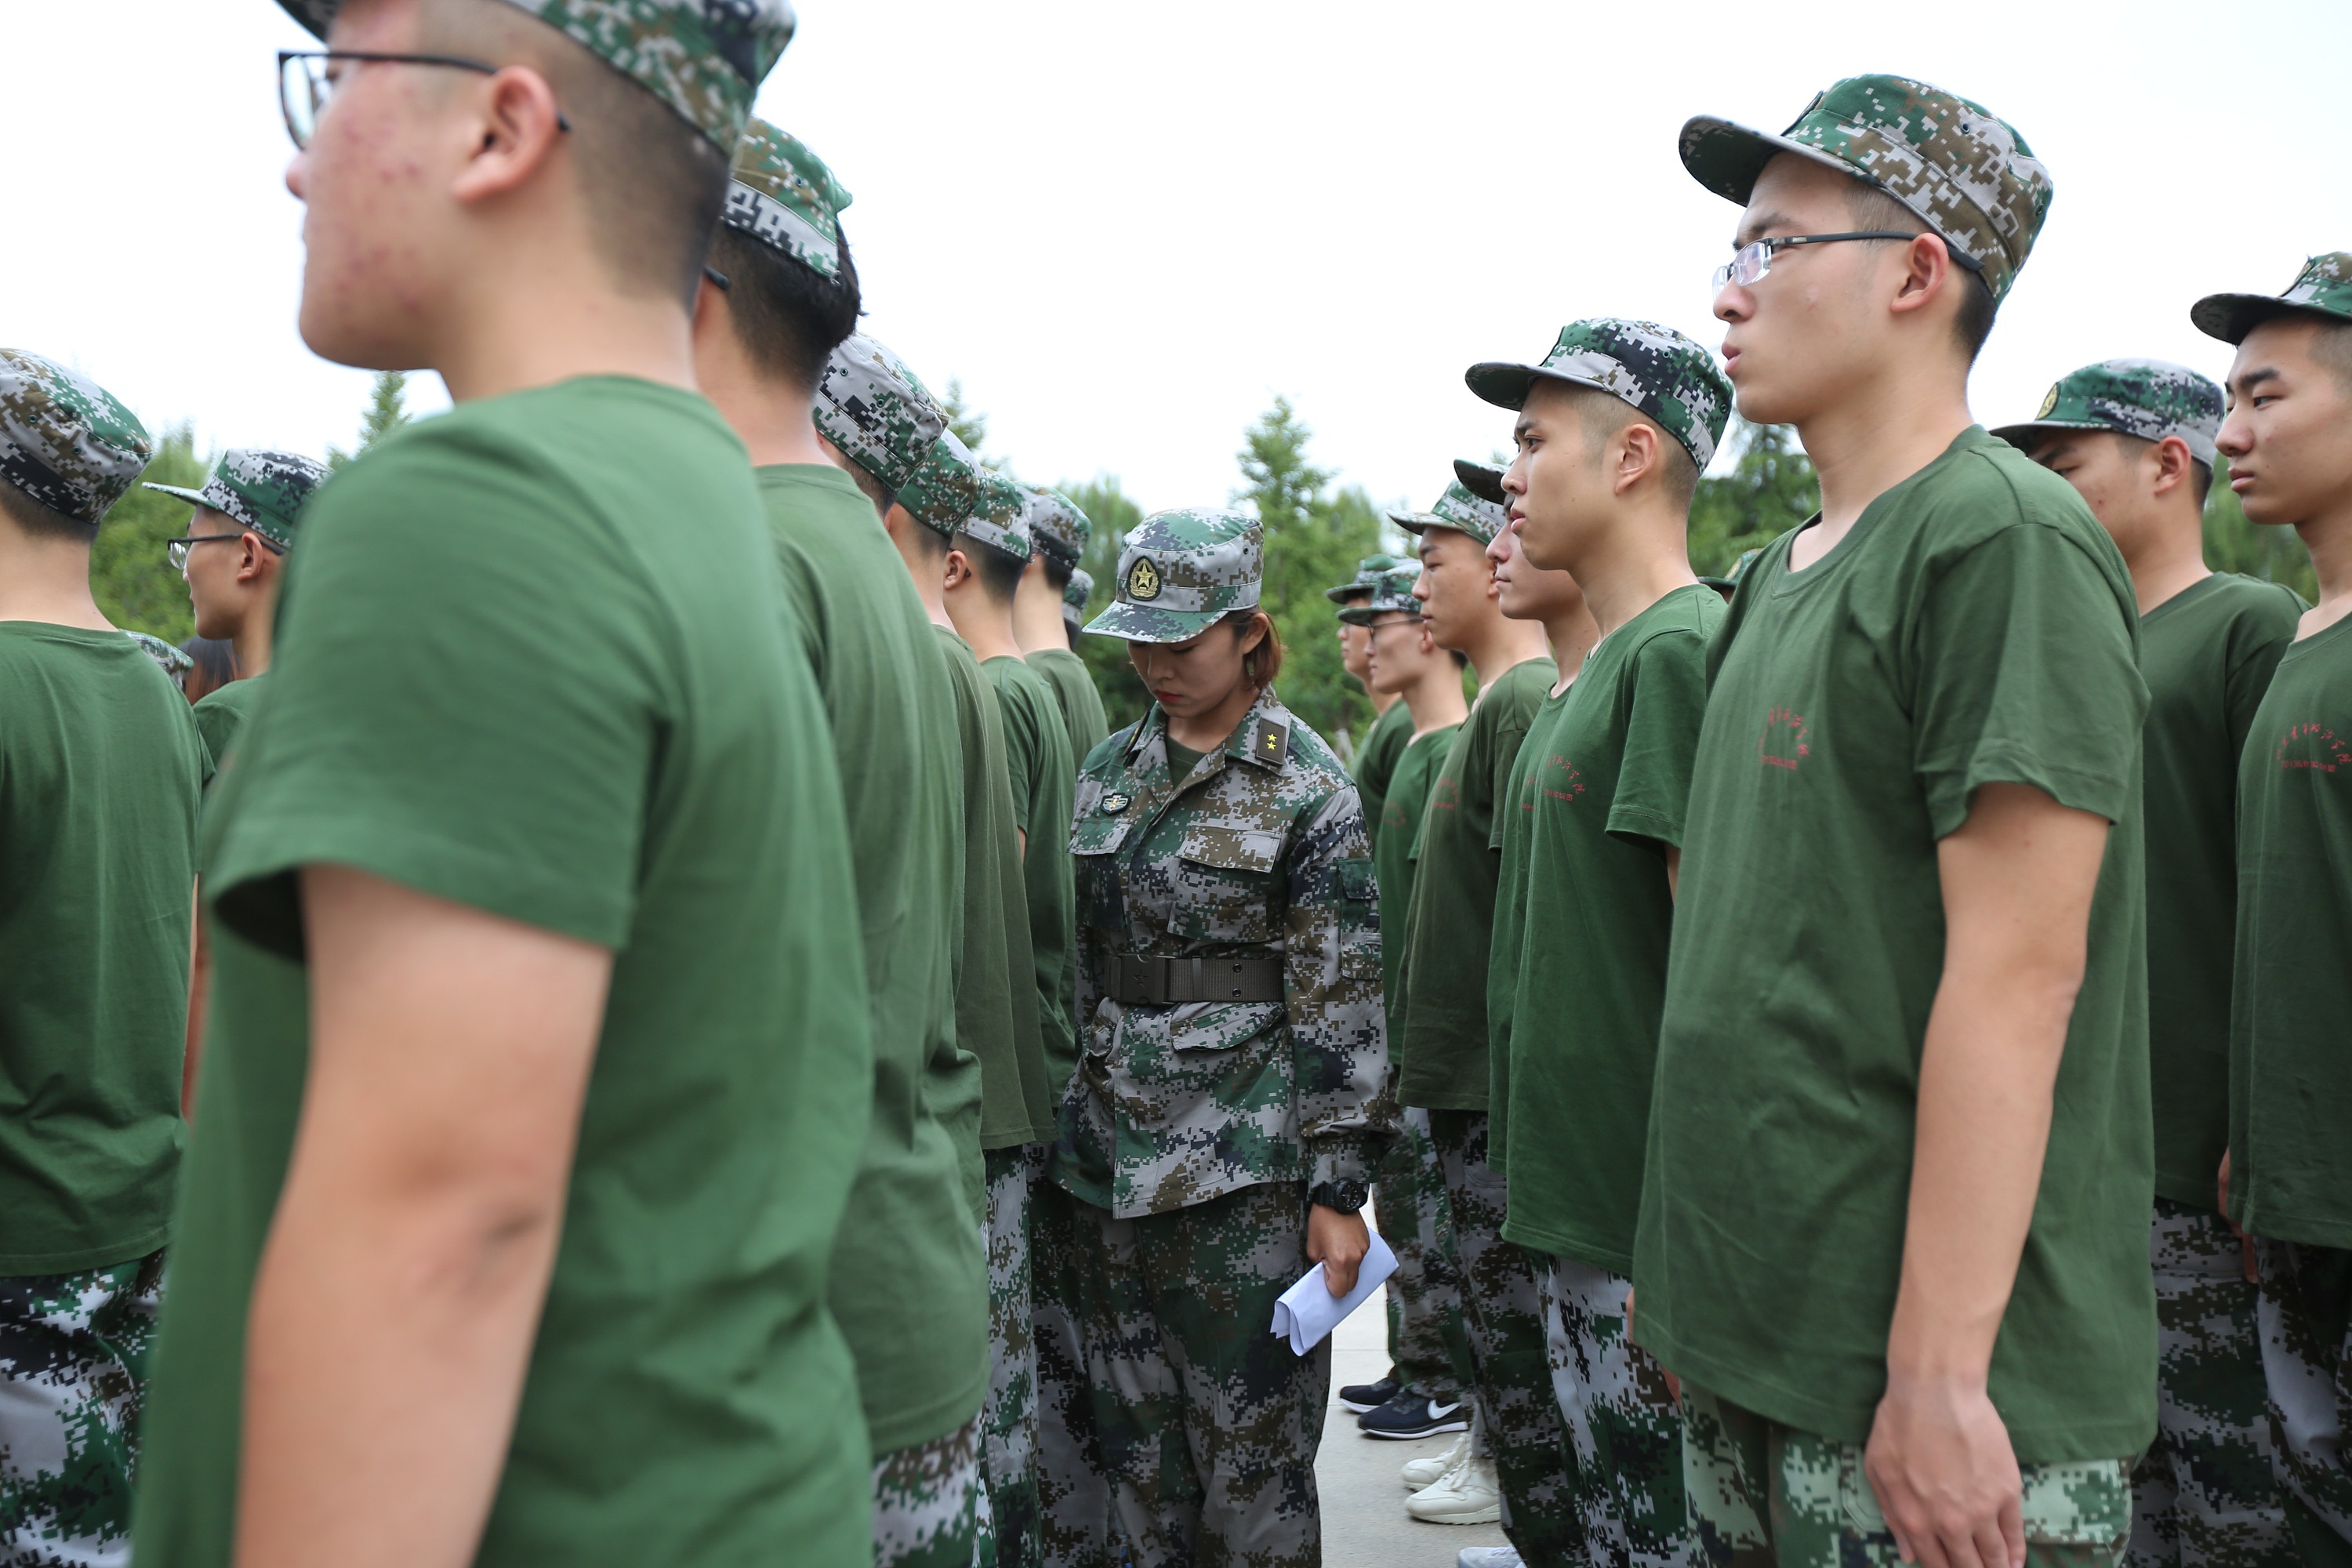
[
  {"xmin": 2148, "ymin": 434, "xmax": 2198, "ymax": 499},
  {"xmin": 448, "ymin": 64, "xmax": 568, "ymax": 206},
  {"xmin": 1615, "ymin": 420, "xmax": 1663, "ymax": 497},
  {"xmin": 1886, "ymin": 232, "xmax": 1962, "ymax": 321},
  {"xmin": 236, "ymin": 533, "xmax": 273, "ymax": 585},
  {"xmin": 941, "ymin": 548, "xmax": 973, "ymax": 593}
]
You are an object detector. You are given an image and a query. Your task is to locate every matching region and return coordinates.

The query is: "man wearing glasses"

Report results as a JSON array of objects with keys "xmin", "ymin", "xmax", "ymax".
[
  {"xmin": 1632, "ymin": 76, "xmax": 2154, "ymax": 1568},
  {"xmin": 131, "ymin": 5, "xmax": 880, "ymax": 1568}
]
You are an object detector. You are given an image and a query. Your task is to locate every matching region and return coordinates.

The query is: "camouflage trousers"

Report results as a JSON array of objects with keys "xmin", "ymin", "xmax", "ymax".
[
  {"xmin": 1049, "ymin": 1178, "xmax": 1328, "ymax": 1568},
  {"xmin": 1033, "ymin": 1163, "xmax": 1112, "ymax": 1568},
  {"xmin": 2129, "ymin": 1200, "xmax": 2293, "ymax": 1568},
  {"xmin": 2254, "ymin": 1236, "xmax": 2352, "ymax": 1566},
  {"xmin": 0, "ymin": 1250, "xmax": 165, "ymax": 1568},
  {"xmin": 1426, "ymin": 1109, "xmax": 1581, "ymax": 1568},
  {"xmin": 984, "ymin": 1146, "xmax": 1041, "ymax": 1568},
  {"xmin": 874, "ymin": 1416, "xmax": 991, "ymax": 1568},
  {"xmin": 1374, "ymin": 1105, "xmax": 1464, "ymax": 1401},
  {"xmin": 1680, "ymin": 1381, "xmax": 2132, "ymax": 1568},
  {"xmin": 1543, "ymin": 1258, "xmax": 1694, "ymax": 1568}
]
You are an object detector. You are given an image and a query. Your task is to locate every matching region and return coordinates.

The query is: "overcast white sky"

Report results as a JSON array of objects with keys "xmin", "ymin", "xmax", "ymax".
[{"xmin": 9, "ymin": 1, "xmax": 2349, "ymax": 514}]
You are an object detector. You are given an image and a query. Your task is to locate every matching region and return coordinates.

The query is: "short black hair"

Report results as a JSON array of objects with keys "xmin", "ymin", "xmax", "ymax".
[
  {"xmin": 0, "ymin": 476, "xmax": 96, "ymax": 543},
  {"xmin": 900, "ymin": 516, "xmax": 950, "ymax": 561},
  {"xmin": 708, "ymin": 222, "xmax": 862, "ymax": 392},
  {"xmin": 2313, "ymin": 318, "xmax": 2352, "ymax": 399},
  {"xmin": 953, "ymin": 532, "xmax": 1026, "ymax": 604},
  {"xmin": 1038, "ymin": 550, "xmax": 1075, "ymax": 593},
  {"xmin": 1846, "ymin": 183, "xmax": 1998, "ymax": 363},
  {"xmin": 2103, "ymin": 430, "xmax": 2214, "ymax": 510},
  {"xmin": 1537, "ymin": 381, "xmax": 1700, "ymax": 514}
]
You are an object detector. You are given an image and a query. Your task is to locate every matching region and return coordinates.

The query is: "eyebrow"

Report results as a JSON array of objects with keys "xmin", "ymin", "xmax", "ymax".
[
  {"xmin": 2227, "ymin": 365, "xmax": 2281, "ymax": 400},
  {"xmin": 1734, "ymin": 209, "xmax": 1801, "ymax": 246},
  {"xmin": 1513, "ymin": 411, "xmax": 1538, "ymax": 441}
]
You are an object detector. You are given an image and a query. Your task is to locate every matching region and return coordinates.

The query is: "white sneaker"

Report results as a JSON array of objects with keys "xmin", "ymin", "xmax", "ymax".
[
  {"xmin": 1457, "ymin": 1547, "xmax": 1523, "ymax": 1568},
  {"xmin": 1405, "ymin": 1451, "xmax": 1501, "ymax": 1525},
  {"xmin": 1400, "ymin": 1429, "xmax": 1470, "ymax": 1490}
]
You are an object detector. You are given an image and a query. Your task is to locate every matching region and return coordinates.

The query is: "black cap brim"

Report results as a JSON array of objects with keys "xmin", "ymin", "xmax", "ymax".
[
  {"xmin": 2190, "ymin": 292, "xmax": 2322, "ymax": 347},
  {"xmin": 1453, "ymin": 459, "xmax": 1506, "ymax": 506}
]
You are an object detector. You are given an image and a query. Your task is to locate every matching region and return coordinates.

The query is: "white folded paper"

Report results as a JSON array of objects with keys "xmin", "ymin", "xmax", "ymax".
[{"xmin": 1269, "ymin": 1228, "xmax": 1399, "ymax": 1356}]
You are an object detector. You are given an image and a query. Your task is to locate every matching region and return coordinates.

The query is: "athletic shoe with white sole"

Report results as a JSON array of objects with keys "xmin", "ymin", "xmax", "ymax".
[
  {"xmin": 1337, "ymin": 1373, "xmax": 1400, "ymax": 1414},
  {"xmin": 1358, "ymin": 1390, "xmax": 1468, "ymax": 1439},
  {"xmin": 1400, "ymin": 1428, "xmax": 1471, "ymax": 1490},
  {"xmin": 1457, "ymin": 1547, "xmax": 1523, "ymax": 1568},
  {"xmin": 1405, "ymin": 1450, "xmax": 1501, "ymax": 1524}
]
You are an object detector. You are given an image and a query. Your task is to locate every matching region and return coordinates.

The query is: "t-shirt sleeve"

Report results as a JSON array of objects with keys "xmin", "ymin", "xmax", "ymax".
[
  {"xmin": 1607, "ymin": 628, "xmax": 1711, "ymax": 851},
  {"xmin": 1911, "ymin": 522, "xmax": 2147, "ymax": 839},
  {"xmin": 995, "ymin": 677, "xmax": 1040, "ymax": 837},
  {"xmin": 2224, "ymin": 588, "xmax": 2304, "ymax": 760},
  {"xmin": 209, "ymin": 426, "xmax": 665, "ymax": 958}
]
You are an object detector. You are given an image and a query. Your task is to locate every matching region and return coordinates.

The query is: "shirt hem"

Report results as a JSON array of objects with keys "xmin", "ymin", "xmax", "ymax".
[
  {"xmin": 1500, "ymin": 1221, "xmax": 1632, "ymax": 1276},
  {"xmin": 2152, "ymin": 1170, "xmax": 2225, "ymax": 1210},
  {"xmin": 979, "ymin": 1126, "xmax": 1047, "ymax": 1152},
  {"xmin": 865, "ymin": 1378, "xmax": 989, "ymax": 1458},
  {"xmin": 2239, "ymin": 1202, "xmax": 2352, "ymax": 1251},
  {"xmin": 1398, "ymin": 1088, "xmax": 1489, "ymax": 1112},
  {"xmin": 0, "ymin": 1225, "xmax": 170, "ymax": 1279}
]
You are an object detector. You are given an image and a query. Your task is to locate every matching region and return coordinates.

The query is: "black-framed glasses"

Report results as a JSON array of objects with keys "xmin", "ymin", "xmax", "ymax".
[
  {"xmin": 278, "ymin": 49, "xmax": 573, "ymax": 151},
  {"xmin": 1711, "ymin": 230, "xmax": 1984, "ymax": 291},
  {"xmin": 167, "ymin": 533, "xmax": 283, "ymax": 572},
  {"xmin": 1365, "ymin": 612, "xmax": 1425, "ymax": 633},
  {"xmin": 702, "ymin": 266, "xmax": 731, "ymax": 292}
]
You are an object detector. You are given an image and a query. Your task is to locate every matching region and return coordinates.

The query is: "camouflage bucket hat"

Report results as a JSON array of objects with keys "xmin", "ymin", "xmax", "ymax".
[
  {"xmin": 1390, "ymin": 479, "xmax": 1508, "ymax": 546},
  {"xmin": 1335, "ymin": 565, "xmax": 1423, "ymax": 626},
  {"xmin": 2191, "ymin": 253, "xmax": 2352, "ymax": 345},
  {"xmin": 144, "ymin": 447, "xmax": 331, "ymax": 549},
  {"xmin": 898, "ymin": 432, "xmax": 982, "ymax": 539},
  {"xmin": 960, "ymin": 471, "xmax": 1033, "ymax": 561},
  {"xmin": 125, "ymin": 630, "xmax": 193, "ymax": 677},
  {"xmin": 1087, "ymin": 507, "xmax": 1262, "ymax": 644},
  {"xmin": 816, "ymin": 334, "xmax": 946, "ymax": 494},
  {"xmin": 276, "ymin": 0, "xmax": 794, "ymax": 151},
  {"xmin": 1323, "ymin": 551, "xmax": 1403, "ymax": 604},
  {"xmin": 1467, "ymin": 318, "xmax": 1733, "ymax": 470},
  {"xmin": 1023, "ymin": 486, "xmax": 1091, "ymax": 569},
  {"xmin": 1453, "ymin": 458, "xmax": 1506, "ymax": 506},
  {"xmin": 1679, "ymin": 74, "xmax": 2052, "ymax": 306},
  {"xmin": 0, "ymin": 350, "xmax": 151, "ymax": 525},
  {"xmin": 1063, "ymin": 568, "xmax": 1094, "ymax": 620},
  {"xmin": 1991, "ymin": 359, "xmax": 2222, "ymax": 469},
  {"xmin": 723, "ymin": 118, "xmax": 850, "ymax": 278}
]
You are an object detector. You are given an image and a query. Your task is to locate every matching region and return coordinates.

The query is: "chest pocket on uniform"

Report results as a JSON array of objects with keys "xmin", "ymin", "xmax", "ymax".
[
  {"xmin": 1071, "ymin": 811, "xmax": 1133, "ymax": 935},
  {"xmin": 1171, "ymin": 821, "xmax": 1285, "ymax": 943},
  {"xmin": 1334, "ymin": 857, "xmax": 1381, "ymax": 980}
]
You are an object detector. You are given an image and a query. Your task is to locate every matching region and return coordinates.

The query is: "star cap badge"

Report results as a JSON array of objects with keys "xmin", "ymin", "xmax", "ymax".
[{"xmin": 1127, "ymin": 557, "xmax": 1162, "ymax": 601}]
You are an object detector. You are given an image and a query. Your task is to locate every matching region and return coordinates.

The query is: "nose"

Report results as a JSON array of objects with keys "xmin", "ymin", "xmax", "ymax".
[
  {"xmin": 285, "ymin": 149, "xmax": 308, "ymax": 201},
  {"xmin": 2215, "ymin": 405, "xmax": 2253, "ymax": 461},
  {"xmin": 1410, "ymin": 572, "xmax": 1431, "ymax": 602},
  {"xmin": 1713, "ymin": 281, "xmax": 1749, "ymax": 325},
  {"xmin": 1501, "ymin": 450, "xmax": 1529, "ymax": 499}
]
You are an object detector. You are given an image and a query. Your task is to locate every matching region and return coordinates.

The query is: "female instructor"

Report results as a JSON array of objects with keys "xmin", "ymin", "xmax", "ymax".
[{"xmin": 1040, "ymin": 507, "xmax": 1396, "ymax": 1567}]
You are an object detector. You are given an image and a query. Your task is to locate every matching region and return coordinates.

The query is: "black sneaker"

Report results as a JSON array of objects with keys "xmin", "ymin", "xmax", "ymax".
[
  {"xmin": 1337, "ymin": 1373, "xmax": 1400, "ymax": 1414},
  {"xmin": 1357, "ymin": 1391, "xmax": 1468, "ymax": 1439}
]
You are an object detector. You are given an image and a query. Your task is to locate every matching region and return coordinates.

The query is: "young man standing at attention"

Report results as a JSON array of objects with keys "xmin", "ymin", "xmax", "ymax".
[
  {"xmin": 1998, "ymin": 359, "xmax": 2303, "ymax": 1568},
  {"xmin": 132, "ymin": 6, "xmax": 880, "ymax": 1568},
  {"xmin": 1336, "ymin": 553, "xmax": 1417, "ymax": 836},
  {"xmin": 1018, "ymin": 484, "xmax": 1109, "ymax": 767},
  {"xmin": 2194, "ymin": 252, "xmax": 2352, "ymax": 1568},
  {"xmin": 1635, "ymin": 77, "xmax": 2154, "ymax": 1568}
]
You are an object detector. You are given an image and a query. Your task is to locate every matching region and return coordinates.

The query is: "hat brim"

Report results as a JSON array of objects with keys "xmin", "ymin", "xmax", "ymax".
[
  {"xmin": 1678, "ymin": 114, "xmax": 1866, "ymax": 207},
  {"xmin": 141, "ymin": 482, "xmax": 212, "ymax": 509},
  {"xmin": 2188, "ymin": 292, "xmax": 2343, "ymax": 346},
  {"xmin": 1324, "ymin": 583, "xmax": 1373, "ymax": 604},
  {"xmin": 1337, "ymin": 602, "xmax": 1420, "ymax": 627},
  {"xmin": 1988, "ymin": 418, "xmax": 2111, "ymax": 450},
  {"xmin": 1084, "ymin": 601, "xmax": 1232, "ymax": 644},
  {"xmin": 1464, "ymin": 361, "xmax": 1633, "ymax": 416},
  {"xmin": 1453, "ymin": 460, "xmax": 1506, "ymax": 506}
]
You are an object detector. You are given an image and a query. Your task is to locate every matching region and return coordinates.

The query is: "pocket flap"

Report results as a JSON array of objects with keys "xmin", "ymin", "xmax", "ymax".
[
  {"xmin": 1168, "ymin": 1000, "xmax": 1283, "ymax": 1052},
  {"xmin": 1072, "ymin": 813, "xmax": 1133, "ymax": 857},
  {"xmin": 1177, "ymin": 823, "xmax": 1284, "ymax": 874}
]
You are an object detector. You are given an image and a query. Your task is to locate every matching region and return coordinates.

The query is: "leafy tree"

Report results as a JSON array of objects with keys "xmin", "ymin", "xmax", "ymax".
[
  {"xmin": 327, "ymin": 370, "xmax": 412, "ymax": 470},
  {"xmin": 91, "ymin": 423, "xmax": 209, "ymax": 644},
  {"xmin": 942, "ymin": 377, "xmax": 989, "ymax": 459},
  {"xmin": 2204, "ymin": 457, "xmax": 2317, "ymax": 601},
  {"xmin": 1063, "ymin": 476, "xmax": 1152, "ymax": 734},
  {"xmin": 1686, "ymin": 417, "xmax": 1818, "ymax": 577}
]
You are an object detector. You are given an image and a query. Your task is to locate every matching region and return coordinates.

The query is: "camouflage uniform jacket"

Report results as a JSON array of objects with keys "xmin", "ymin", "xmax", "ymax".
[{"xmin": 1049, "ymin": 686, "xmax": 1396, "ymax": 1219}]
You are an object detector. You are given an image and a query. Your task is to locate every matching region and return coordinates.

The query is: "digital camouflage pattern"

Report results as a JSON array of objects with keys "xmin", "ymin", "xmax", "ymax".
[
  {"xmin": 1058, "ymin": 1180, "xmax": 1330, "ymax": 1568},
  {"xmin": 2193, "ymin": 252, "xmax": 2352, "ymax": 346},
  {"xmin": 1467, "ymin": 318, "xmax": 1734, "ymax": 471},
  {"xmin": 1375, "ymin": 1105, "xmax": 1465, "ymax": 1403},
  {"xmin": 2252, "ymin": 1238, "xmax": 2352, "ymax": 1553},
  {"xmin": 274, "ymin": 0, "xmax": 794, "ymax": 150},
  {"xmin": 1323, "ymin": 551, "xmax": 1405, "ymax": 604},
  {"xmin": 1335, "ymin": 564, "xmax": 1422, "ymax": 626},
  {"xmin": 1085, "ymin": 508, "xmax": 1264, "ymax": 644},
  {"xmin": 1389, "ymin": 480, "xmax": 1508, "ymax": 547},
  {"xmin": 815, "ymin": 334, "xmax": 948, "ymax": 493},
  {"xmin": 2129, "ymin": 1200, "xmax": 2294, "ymax": 1568},
  {"xmin": 983, "ymin": 1147, "xmax": 1041, "ymax": 1568},
  {"xmin": 124, "ymin": 631, "xmax": 193, "ymax": 679},
  {"xmin": 143, "ymin": 447, "xmax": 330, "ymax": 549},
  {"xmin": 963, "ymin": 472, "xmax": 1035, "ymax": 563},
  {"xmin": 1546, "ymin": 1258, "xmax": 1694, "ymax": 1568},
  {"xmin": 1031, "ymin": 1165, "xmax": 1115, "ymax": 1568},
  {"xmin": 1025, "ymin": 487, "xmax": 1092, "ymax": 572},
  {"xmin": 1063, "ymin": 569, "xmax": 1093, "ymax": 624},
  {"xmin": 1427, "ymin": 1109, "xmax": 1582, "ymax": 1566},
  {"xmin": 872, "ymin": 1416, "xmax": 989, "ymax": 1568},
  {"xmin": 721, "ymin": 117, "xmax": 849, "ymax": 278},
  {"xmin": 1680, "ymin": 74, "xmax": 2052, "ymax": 307},
  {"xmin": 1682, "ymin": 1381, "xmax": 2133, "ymax": 1568},
  {"xmin": 899, "ymin": 433, "xmax": 985, "ymax": 540},
  {"xmin": 0, "ymin": 349, "xmax": 151, "ymax": 525},
  {"xmin": 0, "ymin": 1250, "xmax": 165, "ymax": 1568},
  {"xmin": 1051, "ymin": 683, "xmax": 1392, "ymax": 1218},
  {"xmin": 1994, "ymin": 361, "xmax": 2223, "ymax": 470},
  {"xmin": 1454, "ymin": 459, "xmax": 1507, "ymax": 507}
]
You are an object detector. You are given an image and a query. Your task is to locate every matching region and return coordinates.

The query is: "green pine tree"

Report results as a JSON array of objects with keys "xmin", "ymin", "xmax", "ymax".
[
  {"xmin": 941, "ymin": 378, "xmax": 989, "ymax": 458},
  {"xmin": 91, "ymin": 423, "xmax": 210, "ymax": 644},
  {"xmin": 2203, "ymin": 457, "xmax": 2317, "ymax": 601},
  {"xmin": 1686, "ymin": 417, "xmax": 1819, "ymax": 577},
  {"xmin": 1064, "ymin": 476, "xmax": 1152, "ymax": 733},
  {"xmin": 328, "ymin": 369, "xmax": 412, "ymax": 469}
]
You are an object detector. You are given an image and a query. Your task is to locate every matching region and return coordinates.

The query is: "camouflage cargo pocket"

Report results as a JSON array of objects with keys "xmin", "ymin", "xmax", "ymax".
[
  {"xmin": 1334, "ymin": 857, "xmax": 1380, "ymax": 980},
  {"xmin": 1170, "ymin": 820, "xmax": 1283, "ymax": 942},
  {"xmin": 1838, "ymin": 1448, "xmax": 2132, "ymax": 1552}
]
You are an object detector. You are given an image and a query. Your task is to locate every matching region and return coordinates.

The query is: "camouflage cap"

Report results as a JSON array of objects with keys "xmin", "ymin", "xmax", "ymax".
[
  {"xmin": 0, "ymin": 348, "xmax": 151, "ymax": 525},
  {"xmin": 1680, "ymin": 74, "xmax": 2052, "ymax": 306},
  {"xmin": 2191, "ymin": 253, "xmax": 2352, "ymax": 346},
  {"xmin": 1467, "ymin": 318, "xmax": 1733, "ymax": 470},
  {"xmin": 125, "ymin": 630, "xmax": 193, "ymax": 678},
  {"xmin": 960, "ymin": 470, "xmax": 1033, "ymax": 562},
  {"xmin": 897, "ymin": 432, "xmax": 982, "ymax": 539},
  {"xmin": 1087, "ymin": 508, "xmax": 1261, "ymax": 644},
  {"xmin": 1334, "ymin": 564, "xmax": 1423, "ymax": 626},
  {"xmin": 721, "ymin": 118, "xmax": 849, "ymax": 279},
  {"xmin": 1023, "ymin": 485, "xmax": 1092, "ymax": 569},
  {"xmin": 1063, "ymin": 568, "xmax": 1094, "ymax": 619},
  {"xmin": 1991, "ymin": 359, "xmax": 2222, "ymax": 469},
  {"xmin": 275, "ymin": 0, "xmax": 794, "ymax": 151},
  {"xmin": 143, "ymin": 447, "xmax": 330, "ymax": 549},
  {"xmin": 1323, "ymin": 551, "xmax": 1404, "ymax": 604},
  {"xmin": 1389, "ymin": 479, "xmax": 1508, "ymax": 546},
  {"xmin": 815, "ymin": 334, "xmax": 946, "ymax": 494},
  {"xmin": 1452, "ymin": 458, "xmax": 1506, "ymax": 506}
]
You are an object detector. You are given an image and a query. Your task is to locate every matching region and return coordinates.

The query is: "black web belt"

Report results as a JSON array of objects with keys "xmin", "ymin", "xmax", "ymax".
[{"xmin": 1103, "ymin": 953, "xmax": 1284, "ymax": 1005}]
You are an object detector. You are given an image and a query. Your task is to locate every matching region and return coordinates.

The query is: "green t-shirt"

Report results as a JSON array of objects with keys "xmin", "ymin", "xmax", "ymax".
[
  {"xmin": 2139, "ymin": 574, "xmax": 2301, "ymax": 1207},
  {"xmin": 1493, "ymin": 586, "xmax": 1720, "ymax": 1271},
  {"xmin": 1352, "ymin": 697, "xmax": 1416, "ymax": 833},
  {"xmin": 0, "ymin": 625, "xmax": 203, "ymax": 1274},
  {"xmin": 1163, "ymin": 737, "xmax": 1207, "ymax": 782},
  {"xmin": 191, "ymin": 673, "xmax": 266, "ymax": 778},
  {"xmin": 133, "ymin": 379, "xmax": 877, "ymax": 1568},
  {"xmin": 1394, "ymin": 658, "xmax": 1552, "ymax": 1111},
  {"xmin": 938, "ymin": 628, "xmax": 1054, "ymax": 1153},
  {"xmin": 988, "ymin": 655, "xmax": 1080, "ymax": 1096},
  {"xmin": 1028, "ymin": 645, "xmax": 1109, "ymax": 771},
  {"xmin": 2229, "ymin": 609, "xmax": 2352, "ymax": 1248},
  {"xmin": 759, "ymin": 465, "xmax": 988, "ymax": 1454},
  {"xmin": 1635, "ymin": 428, "xmax": 2154, "ymax": 1464},
  {"xmin": 1375, "ymin": 723, "xmax": 1456, "ymax": 1055}
]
